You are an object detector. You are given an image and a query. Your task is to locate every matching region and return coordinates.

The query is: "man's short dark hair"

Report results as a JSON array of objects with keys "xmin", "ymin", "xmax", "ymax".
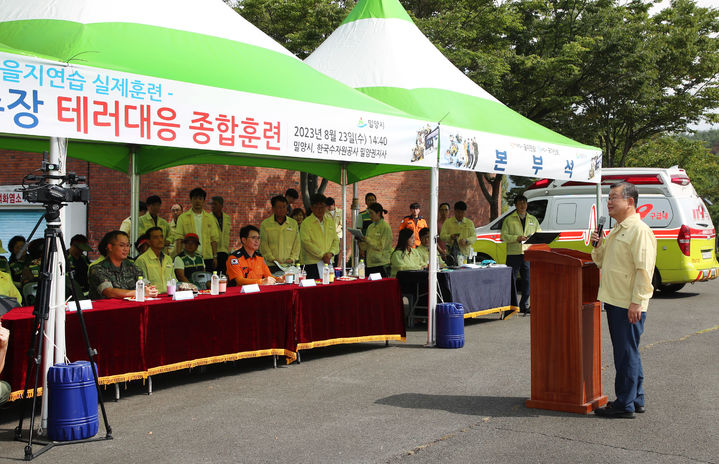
[
  {"xmin": 189, "ymin": 187, "xmax": 206, "ymax": 200},
  {"xmin": 310, "ymin": 193, "xmax": 327, "ymax": 206},
  {"xmin": 107, "ymin": 230, "xmax": 129, "ymax": 245},
  {"xmin": 325, "ymin": 197, "xmax": 335, "ymax": 206},
  {"xmin": 70, "ymin": 234, "xmax": 88, "ymax": 246},
  {"xmin": 419, "ymin": 227, "xmax": 430, "ymax": 239},
  {"xmin": 285, "ymin": 188, "xmax": 299, "ymax": 200},
  {"xmin": 515, "ymin": 195, "xmax": 528, "ymax": 204},
  {"xmin": 146, "ymin": 195, "xmax": 161, "ymax": 206},
  {"xmin": 365, "ymin": 192, "xmax": 376, "ymax": 202},
  {"xmin": 611, "ymin": 181, "xmax": 639, "ymax": 206},
  {"xmin": 146, "ymin": 226, "xmax": 163, "ymax": 238},
  {"xmin": 211, "ymin": 196, "xmax": 224, "ymax": 205},
  {"xmin": 454, "ymin": 201, "xmax": 467, "ymax": 211},
  {"xmin": 240, "ymin": 224, "xmax": 260, "ymax": 239},
  {"xmin": 410, "ymin": 202, "xmax": 420, "ymax": 209},
  {"xmin": 271, "ymin": 195, "xmax": 287, "ymax": 207}
]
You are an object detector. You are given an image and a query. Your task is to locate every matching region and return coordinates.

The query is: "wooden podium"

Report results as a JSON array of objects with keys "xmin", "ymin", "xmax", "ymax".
[{"xmin": 524, "ymin": 246, "xmax": 607, "ymax": 414}]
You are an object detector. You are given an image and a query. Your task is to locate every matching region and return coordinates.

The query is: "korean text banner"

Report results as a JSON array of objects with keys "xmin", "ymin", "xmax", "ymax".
[
  {"xmin": 439, "ymin": 126, "xmax": 602, "ymax": 183},
  {"xmin": 0, "ymin": 52, "xmax": 435, "ymax": 167}
]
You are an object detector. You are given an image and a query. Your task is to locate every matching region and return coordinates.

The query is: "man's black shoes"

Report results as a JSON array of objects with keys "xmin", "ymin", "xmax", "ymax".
[
  {"xmin": 594, "ymin": 404, "xmax": 636, "ymax": 419},
  {"xmin": 607, "ymin": 401, "xmax": 645, "ymax": 413}
]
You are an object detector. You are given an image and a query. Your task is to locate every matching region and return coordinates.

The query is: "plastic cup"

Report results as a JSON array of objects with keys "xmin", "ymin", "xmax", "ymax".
[{"xmin": 219, "ymin": 276, "xmax": 228, "ymax": 293}]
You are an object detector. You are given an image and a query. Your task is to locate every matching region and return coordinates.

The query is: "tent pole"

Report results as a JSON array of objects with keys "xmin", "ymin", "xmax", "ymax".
[
  {"xmin": 352, "ymin": 182, "xmax": 359, "ymax": 271},
  {"xmin": 341, "ymin": 163, "xmax": 347, "ymax": 276},
  {"xmin": 41, "ymin": 136, "xmax": 67, "ymax": 429},
  {"xmin": 427, "ymin": 164, "xmax": 439, "ymax": 346},
  {"xmin": 129, "ymin": 147, "xmax": 139, "ymax": 249}
]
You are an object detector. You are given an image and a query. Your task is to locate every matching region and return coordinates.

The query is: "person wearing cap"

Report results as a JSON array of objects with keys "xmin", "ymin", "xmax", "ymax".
[
  {"xmin": 399, "ymin": 202, "xmax": 428, "ymax": 248},
  {"xmin": 174, "ymin": 233, "xmax": 206, "ymax": 283},
  {"xmin": 138, "ymin": 195, "xmax": 172, "ymax": 247},
  {"xmin": 120, "ymin": 201, "xmax": 147, "ymax": 235},
  {"xmin": 209, "ymin": 196, "xmax": 232, "ymax": 275},
  {"xmin": 260, "ymin": 195, "xmax": 300, "ymax": 273},
  {"xmin": 67, "ymin": 234, "xmax": 92, "ymax": 294},
  {"xmin": 173, "ymin": 187, "xmax": 220, "ymax": 272},
  {"xmin": 134, "ymin": 234, "xmax": 150, "ymax": 259},
  {"xmin": 440, "ymin": 201, "xmax": 477, "ymax": 259},
  {"xmin": 0, "ymin": 240, "xmax": 10, "ymax": 275},
  {"xmin": 357, "ymin": 202, "xmax": 393, "ymax": 277},
  {"xmin": 227, "ymin": 225, "xmax": 278, "ymax": 286},
  {"xmin": 134, "ymin": 227, "xmax": 174, "ymax": 294},
  {"xmin": 300, "ymin": 193, "xmax": 339, "ymax": 280}
]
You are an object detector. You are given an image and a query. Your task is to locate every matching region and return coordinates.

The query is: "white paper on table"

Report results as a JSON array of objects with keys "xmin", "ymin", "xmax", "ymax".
[
  {"xmin": 66, "ymin": 299, "xmax": 93, "ymax": 312},
  {"xmin": 172, "ymin": 290, "xmax": 194, "ymax": 301},
  {"xmin": 368, "ymin": 273, "xmax": 382, "ymax": 281},
  {"xmin": 241, "ymin": 284, "xmax": 260, "ymax": 293},
  {"xmin": 299, "ymin": 279, "xmax": 316, "ymax": 287}
]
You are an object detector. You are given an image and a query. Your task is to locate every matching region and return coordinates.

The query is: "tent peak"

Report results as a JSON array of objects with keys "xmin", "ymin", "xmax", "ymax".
[{"xmin": 342, "ymin": 0, "xmax": 413, "ymax": 25}]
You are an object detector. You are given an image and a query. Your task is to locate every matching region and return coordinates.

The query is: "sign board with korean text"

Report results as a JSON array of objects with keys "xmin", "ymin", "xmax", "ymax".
[{"xmin": 0, "ymin": 52, "xmax": 434, "ymax": 170}]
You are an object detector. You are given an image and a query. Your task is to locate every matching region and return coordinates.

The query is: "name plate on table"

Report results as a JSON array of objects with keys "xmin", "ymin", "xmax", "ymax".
[
  {"xmin": 299, "ymin": 279, "xmax": 316, "ymax": 287},
  {"xmin": 173, "ymin": 290, "xmax": 195, "ymax": 301},
  {"xmin": 241, "ymin": 284, "xmax": 260, "ymax": 294},
  {"xmin": 66, "ymin": 299, "xmax": 93, "ymax": 312},
  {"xmin": 368, "ymin": 273, "xmax": 383, "ymax": 281}
]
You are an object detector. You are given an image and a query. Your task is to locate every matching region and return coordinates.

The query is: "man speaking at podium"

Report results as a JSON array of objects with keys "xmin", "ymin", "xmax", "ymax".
[{"xmin": 591, "ymin": 182, "xmax": 656, "ymax": 419}]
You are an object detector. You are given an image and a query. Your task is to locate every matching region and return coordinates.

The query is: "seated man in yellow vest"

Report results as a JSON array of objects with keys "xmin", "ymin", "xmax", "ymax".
[
  {"xmin": 135, "ymin": 227, "xmax": 174, "ymax": 294},
  {"xmin": 0, "ymin": 270, "xmax": 22, "ymax": 306}
]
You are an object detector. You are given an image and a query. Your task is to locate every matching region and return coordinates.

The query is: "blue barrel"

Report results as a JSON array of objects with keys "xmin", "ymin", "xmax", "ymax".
[
  {"xmin": 436, "ymin": 303, "xmax": 465, "ymax": 348},
  {"xmin": 47, "ymin": 361, "xmax": 99, "ymax": 441}
]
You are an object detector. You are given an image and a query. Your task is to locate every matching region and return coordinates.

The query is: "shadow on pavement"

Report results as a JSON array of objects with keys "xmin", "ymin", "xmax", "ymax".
[
  {"xmin": 375, "ymin": 393, "xmax": 570, "ymax": 418},
  {"xmin": 653, "ymin": 291, "xmax": 699, "ymax": 299}
]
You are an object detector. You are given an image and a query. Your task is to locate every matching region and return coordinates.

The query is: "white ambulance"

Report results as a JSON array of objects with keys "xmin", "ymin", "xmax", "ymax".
[{"xmin": 473, "ymin": 167, "xmax": 718, "ymax": 293}]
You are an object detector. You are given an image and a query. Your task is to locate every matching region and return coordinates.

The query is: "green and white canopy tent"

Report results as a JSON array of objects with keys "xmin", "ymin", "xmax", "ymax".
[
  {"xmin": 0, "ymin": 0, "xmax": 435, "ymax": 422},
  {"xmin": 306, "ymin": 0, "xmax": 602, "ymax": 343}
]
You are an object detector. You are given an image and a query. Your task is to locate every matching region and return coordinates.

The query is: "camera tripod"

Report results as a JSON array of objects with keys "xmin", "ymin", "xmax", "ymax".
[{"xmin": 13, "ymin": 202, "xmax": 112, "ymax": 460}]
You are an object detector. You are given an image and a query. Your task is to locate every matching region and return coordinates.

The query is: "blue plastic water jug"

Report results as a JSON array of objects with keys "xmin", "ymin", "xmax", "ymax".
[
  {"xmin": 47, "ymin": 361, "xmax": 99, "ymax": 441},
  {"xmin": 436, "ymin": 303, "xmax": 465, "ymax": 348}
]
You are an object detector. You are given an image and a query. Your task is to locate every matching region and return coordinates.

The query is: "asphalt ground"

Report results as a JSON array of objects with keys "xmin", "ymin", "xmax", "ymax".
[{"xmin": 0, "ymin": 278, "xmax": 716, "ymax": 463}]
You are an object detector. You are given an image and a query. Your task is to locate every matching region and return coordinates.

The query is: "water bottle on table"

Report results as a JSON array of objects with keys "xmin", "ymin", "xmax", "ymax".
[
  {"xmin": 136, "ymin": 276, "xmax": 145, "ymax": 302},
  {"xmin": 322, "ymin": 263, "xmax": 330, "ymax": 285},
  {"xmin": 358, "ymin": 259, "xmax": 366, "ymax": 279},
  {"xmin": 210, "ymin": 271, "xmax": 220, "ymax": 295}
]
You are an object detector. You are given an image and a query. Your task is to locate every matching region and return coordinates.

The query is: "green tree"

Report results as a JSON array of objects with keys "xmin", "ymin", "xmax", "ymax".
[
  {"xmin": 500, "ymin": 0, "xmax": 719, "ymax": 167},
  {"xmin": 233, "ymin": 0, "xmax": 352, "ymax": 58}
]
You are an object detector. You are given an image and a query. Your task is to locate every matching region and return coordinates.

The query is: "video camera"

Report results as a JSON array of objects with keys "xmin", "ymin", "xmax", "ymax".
[{"xmin": 19, "ymin": 156, "xmax": 90, "ymax": 205}]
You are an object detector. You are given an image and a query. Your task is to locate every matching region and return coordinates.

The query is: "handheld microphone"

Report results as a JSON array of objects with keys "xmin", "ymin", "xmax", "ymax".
[{"xmin": 592, "ymin": 216, "xmax": 606, "ymax": 247}]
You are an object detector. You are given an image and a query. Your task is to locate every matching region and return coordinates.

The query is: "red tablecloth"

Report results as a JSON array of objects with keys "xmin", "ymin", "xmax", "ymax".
[
  {"xmin": 1, "ymin": 279, "xmax": 405, "ymax": 400},
  {"xmin": 295, "ymin": 278, "xmax": 406, "ymax": 350},
  {"xmin": 1, "ymin": 298, "xmax": 148, "ymax": 399},
  {"xmin": 143, "ymin": 286, "xmax": 296, "ymax": 375}
]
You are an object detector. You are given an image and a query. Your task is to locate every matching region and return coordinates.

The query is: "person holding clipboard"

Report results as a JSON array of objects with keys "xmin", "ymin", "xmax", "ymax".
[{"xmin": 501, "ymin": 195, "xmax": 541, "ymax": 314}]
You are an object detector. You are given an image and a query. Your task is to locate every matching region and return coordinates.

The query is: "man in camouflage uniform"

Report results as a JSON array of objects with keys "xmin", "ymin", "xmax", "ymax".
[{"xmin": 88, "ymin": 231, "xmax": 158, "ymax": 300}]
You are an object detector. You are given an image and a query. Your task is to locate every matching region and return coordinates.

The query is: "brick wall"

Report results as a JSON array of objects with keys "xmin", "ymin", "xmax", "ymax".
[{"xmin": 1, "ymin": 150, "xmax": 498, "ymax": 255}]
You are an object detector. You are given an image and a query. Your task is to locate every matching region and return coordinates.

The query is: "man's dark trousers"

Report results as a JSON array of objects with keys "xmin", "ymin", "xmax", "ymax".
[
  {"xmin": 506, "ymin": 254, "xmax": 530, "ymax": 311},
  {"xmin": 605, "ymin": 303, "xmax": 646, "ymax": 413}
]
